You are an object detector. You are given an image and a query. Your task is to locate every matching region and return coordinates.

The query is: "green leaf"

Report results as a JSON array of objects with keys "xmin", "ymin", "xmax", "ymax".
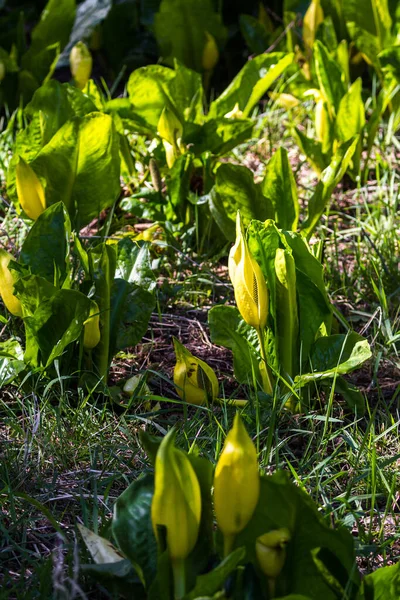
[
  {"xmin": 154, "ymin": 0, "xmax": 226, "ymax": 73},
  {"xmin": 336, "ymin": 78, "xmax": 365, "ymax": 142},
  {"xmin": 294, "ymin": 128, "xmax": 328, "ymax": 175},
  {"xmin": 274, "ymin": 248, "xmax": 299, "ymax": 380},
  {"xmin": 167, "ymin": 153, "xmax": 194, "ymax": 222},
  {"xmin": 209, "ymin": 53, "xmax": 293, "ymax": 118},
  {"xmin": 115, "ymin": 240, "xmax": 156, "ymax": 292},
  {"xmin": 261, "ymin": 147, "xmax": 299, "ymax": 231},
  {"xmin": 15, "ymin": 276, "xmax": 91, "ymax": 367},
  {"xmin": 208, "ymin": 305, "xmax": 262, "ymax": 385},
  {"xmin": 379, "ymin": 45, "xmax": 400, "ymax": 81},
  {"xmin": 127, "ymin": 65, "xmax": 176, "ymax": 131},
  {"xmin": 109, "ymin": 279, "xmax": 155, "ymax": 358},
  {"xmin": 235, "ymin": 473, "xmax": 360, "ymax": 599},
  {"xmin": 81, "ymin": 559, "xmax": 145, "ymax": 599},
  {"xmin": 0, "ymin": 339, "xmax": 25, "ymax": 387},
  {"xmin": 239, "ymin": 14, "xmax": 270, "ymax": 55},
  {"xmin": 112, "ymin": 473, "xmax": 157, "ymax": 588},
  {"xmin": 183, "ymin": 118, "xmax": 254, "ymax": 155},
  {"xmin": 313, "ymin": 40, "xmax": 345, "ymax": 114},
  {"xmin": 346, "ymin": 24, "xmax": 380, "ymax": 68},
  {"xmin": 184, "ymin": 547, "xmax": 246, "ymax": 599},
  {"xmin": 301, "ymin": 137, "xmax": 359, "ymax": 238},
  {"xmin": 29, "ymin": 112, "xmax": 121, "ymax": 228},
  {"xmin": 209, "ymin": 164, "xmax": 273, "ymax": 241},
  {"xmin": 20, "ymin": 202, "xmax": 71, "ymax": 286},
  {"xmin": 25, "ymin": 80, "xmax": 97, "ymax": 145},
  {"xmin": 296, "ymin": 332, "xmax": 372, "ymax": 385},
  {"xmin": 89, "ymin": 243, "xmax": 116, "ymax": 379},
  {"xmin": 324, "ymin": 375, "xmax": 365, "ymax": 415},
  {"xmin": 361, "ymin": 562, "xmax": 400, "ymax": 599}
]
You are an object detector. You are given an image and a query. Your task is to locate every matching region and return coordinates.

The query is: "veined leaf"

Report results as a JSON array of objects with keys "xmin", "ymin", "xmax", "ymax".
[
  {"xmin": 274, "ymin": 248, "xmax": 299, "ymax": 380},
  {"xmin": 209, "ymin": 53, "xmax": 293, "ymax": 118},
  {"xmin": 313, "ymin": 40, "xmax": 345, "ymax": 114},
  {"xmin": 336, "ymin": 78, "xmax": 365, "ymax": 142},
  {"xmin": 261, "ymin": 147, "xmax": 299, "ymax": 231}
]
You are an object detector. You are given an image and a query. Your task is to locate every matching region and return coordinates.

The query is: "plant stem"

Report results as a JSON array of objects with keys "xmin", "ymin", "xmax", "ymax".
[
  {"xmin": 172, "ymin": 558, "xmax": 186, "ymax": 600},
  {"xmin": 223, "ymin": 533, "xmax": 235, "ymax": 558},
  {"xmin": 256, "ymin": 327, "xmax": 273, "ymax": 395}
]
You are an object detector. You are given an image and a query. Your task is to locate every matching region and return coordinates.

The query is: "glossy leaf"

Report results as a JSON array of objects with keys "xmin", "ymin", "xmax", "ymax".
[
  {"xmin": 154, "ymin": 0, "xmax": 226, "ymax": 73},
  {"xmin": 274, "ymin": 248, "xmax": 299, "ymax": 380},
  {"xmin": 313, "ymin": 40, "xmax": 345, "ymax": 114},
  {"xmin": 185, "ymin": 547, "xmax": 246, "ymax": 599},
  {"xmin": 209, "ymin": 164, "xmax": 273, "ymax": 241},
  {"xmin": 209, "ymin": 53, "xmax": 293, "ymax": 118},
  {"xmin": 261, "ymin": 147, "xmax": 299, "ymax": 231},
  {"xmin": 20, "ymin": 202, "xmax": 71, "ymax": 286},
  {"xmin": 112, "ymin": 473, "xmax": 157, "ymax": 588},
  {"xmin": 296, "ymin": 332, "xmax": 372, "ymax": 386},
  {"xmin": 336, "ymin": 78, "xmax": 365, "ymax": 142},
  {"xmin": 301, "ymin": 137, "xmax": 359, "ymax": 238},
  {"xmin": 27, "ymin": 113, "xmax": 120, "ymax": 228},
  {"xmin": 109, "ymin": 279, "xmax": 155, "ymax": 358},
  {"xmin": 208, "ymin": 305, "xmax": 262, "ymax": 385}
]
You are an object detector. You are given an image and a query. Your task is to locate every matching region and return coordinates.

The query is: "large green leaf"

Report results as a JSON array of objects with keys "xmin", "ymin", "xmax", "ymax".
[
  {"xmin": 296, "ymin": 332, "xmax": 372, "ymax": 385},
  {"xmin": 0, "ymin": 339, "xmax": 25, "ymax": 388},
  {"xmin": 313, "ymin": 40, "xmax": 345, "ymax": 114},
  {"xmin": 154, "ymin": 0, "xmax": 226, "ymax": 72},
  {"xmin": 274, "ymin": 248, "xmax": 299, "ymax": 380},
  {"xmin": 109, "ymin": 280, "xmax": 155, "ymax": 358},
  {"xmin": 235, "ymin": 473, "xmax": 360, "ymax": 599},
  {"xmin": 115, "ymin": 240, "xmax": 156, "ymax": 293},
  {"xmin": 294, "ymin": 128, "xmax": 328, "ymax": 175},
  {"xmin": 361, "ymin": 562, "xmax": 400, "ymax": 599},
  {"xmin": 167, "ymin": 153, "xmax": 195, "ymax": 222},
  {"xmin": 27, "ymin": 113, "xmax": 120, "ymax": 228},
  {"xmin": 112, "ymin": 473, "xmax": 157, "ymax": 589},
  {"xmin": 183, "ymin": 118, "xmax": 254, "ymax": 156},
  {"xmin": 21, "ymin": 0, "xmax": 76, "ymax": 81},
  {"xmin": 336, "ymin": 78, "xmax": 365, "ymax": 142},
  {"xmin": 15, "ymin": 276, "xmax": 91, "ymax": 367},
  {"xmin": 261, "ymin": 147, "xmax": 299, "ymax": 231},
  {"xmin": 185, "ymin": 548, "xmax": 246, "ymax": 599},
  {"xmin": 25, "ymin": 80, "xmax": 97, "ymax": 145},
  {"xmin": 89, "ymin": 243, "xmax": 116, "ymax": 379},
  {"xmin": 301, "ymin": 137, "xmax": 358, "ymax": 238},
  {"xmin": 208, "ymin": 305, "xmax": 262, "ymax": 385},
  {"xmin": 209, "ymin": 164, "xmax": 273, "ymax": 241},
  {"xmin": 20, "ymin": 202, "xmax": 71, "ymax": 286},
  {"xmin": 81, "ymin": 559, "xmax": 145, "ymax": 599},
  {"xmin": 209, "ymin": 53, "xmax": 293, "ymax": 118}
]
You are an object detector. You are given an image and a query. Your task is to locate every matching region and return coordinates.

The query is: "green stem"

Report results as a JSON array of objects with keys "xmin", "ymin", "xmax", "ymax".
[
  {"xmin": 172, "ymin": 558, "xmax": 186, "ymax": 600},
  {"xmin": 223, "ymin": 533, "xmax": 235, "ymax": 558},
  {"xmin": 268, "ymin": 577, "xmax": 276, "ymax": 598},
  {"xmin": 256, "ymin": 327, "xmax": 273, "ymax": 395}
]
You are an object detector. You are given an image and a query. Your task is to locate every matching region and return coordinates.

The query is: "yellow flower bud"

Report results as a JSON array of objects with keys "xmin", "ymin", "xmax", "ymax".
[
  {"xmin": 0, "ymin": 250, "xmax": 23, "ymax": 317},
  {"xmin": 256, "ymin": 528, "xmax": 290, "ymax": 579},
  {"xmin": 70, "ymin": 42, "xmax": 92, "ymax": 90},
  {"xmin": 228, "ymin": 212, "xmax": 269, "ymax": 331},
  {"xmin": 83, "ymin": 300, "xmax": 101, "ymax": 349},
  {"xmin": 173, "ymin": 337, "xmax": 219, "ymax": 406},
  {"xmin": 15, "ymin": 156, "xmax": 46, "ymax": 220},
  {"xmin": 224, "ymin": 103, "xmax": 244, "ymax": 119},
  {"xmin": 157, "ymin": 107, "xmax": 184, "ymax": 169},
  {"xmin": 151, "ymin": 428, "xmax": 201, "ymax": 561},
  {"xmin": 202, "ymin": 31, "xmax": 219, "ymax": 71},
  {"xmin": 214, "ymin": 414, "xmax": 260, "ymax": 554}
]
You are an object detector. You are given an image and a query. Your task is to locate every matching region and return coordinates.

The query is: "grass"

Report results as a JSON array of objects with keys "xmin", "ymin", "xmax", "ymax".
[{"xmin": 1, "ymin": 100, "xmax": 400, "ymax": 598}]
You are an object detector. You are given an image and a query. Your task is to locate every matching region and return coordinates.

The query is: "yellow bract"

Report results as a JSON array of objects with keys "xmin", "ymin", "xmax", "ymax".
[
  {"xmin": 202, "ymin": 31, "xmax": 219, "ymax": 71},
  {"xmin": 229, "ymin": 212, "xmax": 268, "ymax": 331},
  {"xmin": 151, "ymin": 428, "xmax": 201, "ymax": 561},
  {"xmin": 83, "ymin": 300, "xmax": 101, "ymax": 349},
  {"xmin": 0, "ymin": 250, "xmax": 23, "ymax": 317},
  {"xmin": 70, "ymin": 42, "xmax": 93, "ymax": 90},
  {"xmin": 15, "ymin": 156, "xmax": 46, "ymax": 220},
  {"xmin": 157, "ymin": 107, "xmax": 185, "ymax": 168},
  {"xmin": 214, "ymin": 414, "xmax": 260, "ymax": 539},
  {"xmin": 256, "ymin": 528, "xmax": 290, "ymax": 579},
  {"xmin": 173, "ymin": 337, "xmax": 219, "ymax": 405}
]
